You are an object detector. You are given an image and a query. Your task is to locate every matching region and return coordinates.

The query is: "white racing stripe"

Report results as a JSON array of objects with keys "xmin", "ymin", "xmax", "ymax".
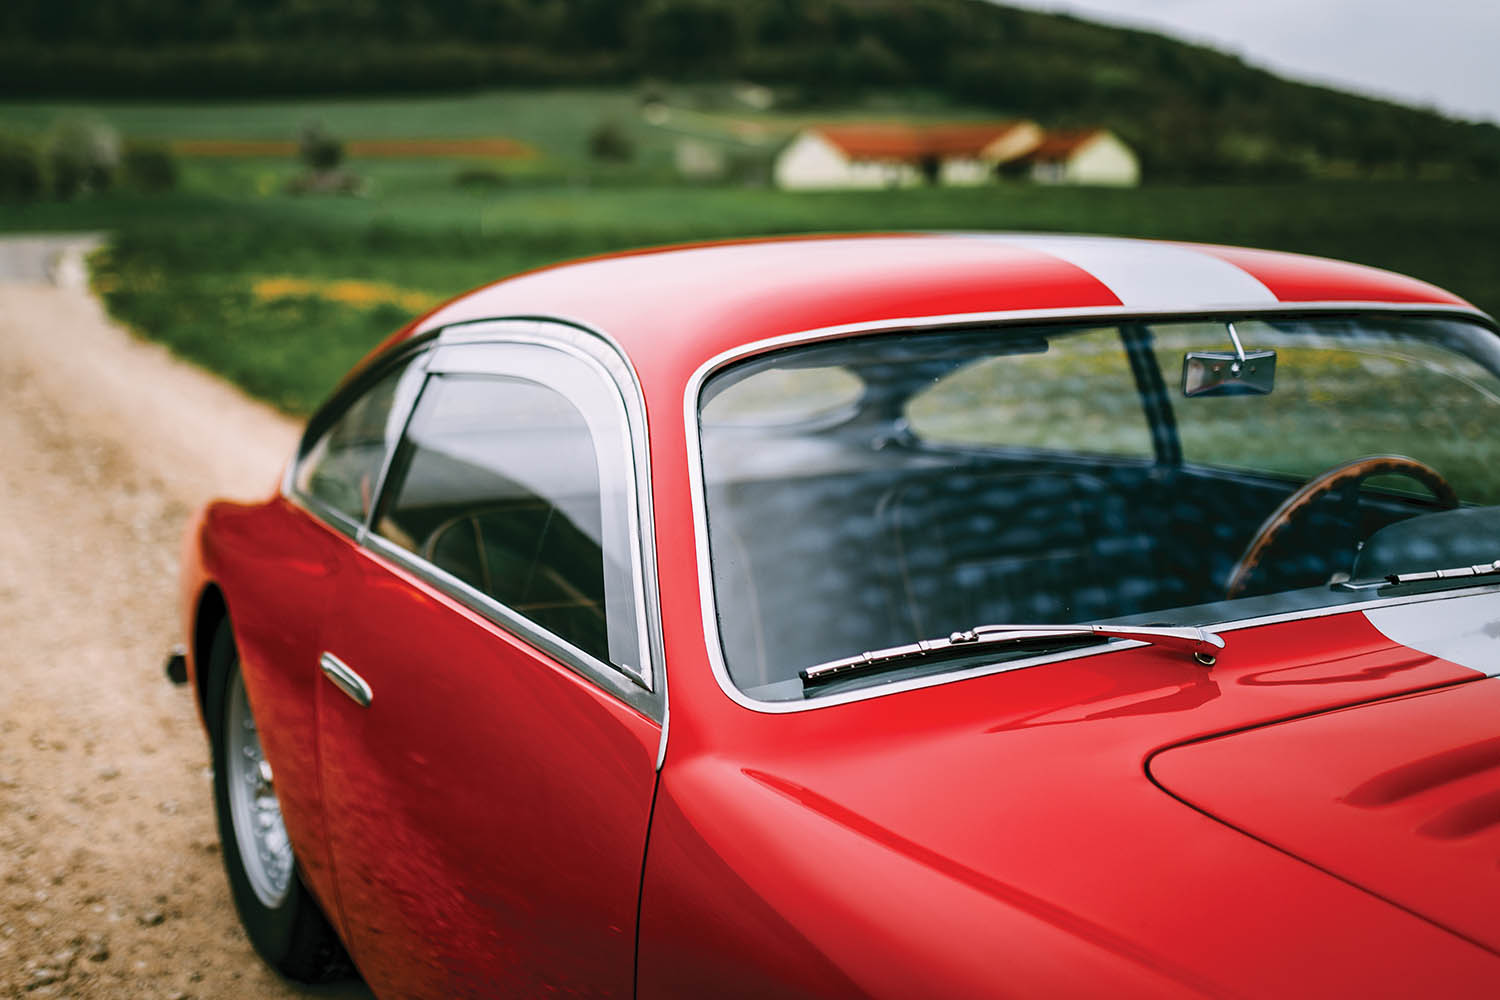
[
  {"xmin": 1364, "ymin": 592, "xmax": 1500, "ymax": 677},
  {"xmin": 992, "ymin": 235, "xmax": 1277, "ymax": 309}
]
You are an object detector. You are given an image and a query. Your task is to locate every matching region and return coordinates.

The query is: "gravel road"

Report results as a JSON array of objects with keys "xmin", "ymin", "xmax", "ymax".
[{"xmin": 0, "ymin": 236, "xmax": 371, "ymax": 999}]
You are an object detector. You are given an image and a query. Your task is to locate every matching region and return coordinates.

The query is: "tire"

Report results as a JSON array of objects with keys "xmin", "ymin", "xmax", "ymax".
[{"xmin": 206, "ymin": 621, "xmax": 349, "ymax": 982}]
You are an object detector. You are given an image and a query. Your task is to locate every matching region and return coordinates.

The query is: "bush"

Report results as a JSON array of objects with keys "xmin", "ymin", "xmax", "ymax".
[
  {"xmin": 0, "ymin": 134, "xmax": 44, "ymax": 202},
  {"xmin": 588, "ymin": 119, "xmax": 634, "ymax": 163},
  {"xmin": 122, "ymin": 141, "xmax": 179, "ymax": 193},
  {"xmin": 46, "ymin": 118, "xmax": 121, "ymax": 199},
  {"xmin": 298, "ymin": 121, "xmax": 344, "ymax": 171},
  {"xmin": 452, "ymin": 167, "xmax": 507, "ymax": 191}
]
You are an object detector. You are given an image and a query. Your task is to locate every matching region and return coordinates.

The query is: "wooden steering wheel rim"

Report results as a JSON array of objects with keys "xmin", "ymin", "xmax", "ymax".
[{"xmin": 1225, "ymin": 455, "xmax": 1458, "ymax": 599}]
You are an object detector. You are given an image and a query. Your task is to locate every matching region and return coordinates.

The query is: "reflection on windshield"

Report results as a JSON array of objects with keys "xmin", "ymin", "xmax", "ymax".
[{"xmin": 697, "ymin": 314, "xmax": 1500, "ymax": 700}]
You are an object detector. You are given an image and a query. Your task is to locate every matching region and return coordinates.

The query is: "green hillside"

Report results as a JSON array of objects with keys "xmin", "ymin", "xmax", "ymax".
[{"xmin": 3, "ymin": 0, "xmax": 1497, "ymax": 181}]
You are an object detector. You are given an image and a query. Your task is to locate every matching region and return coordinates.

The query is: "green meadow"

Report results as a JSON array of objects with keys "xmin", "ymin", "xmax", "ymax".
[{"xmin": 3, "ymin": 91, "xmax": 1496, "ymax": 415}]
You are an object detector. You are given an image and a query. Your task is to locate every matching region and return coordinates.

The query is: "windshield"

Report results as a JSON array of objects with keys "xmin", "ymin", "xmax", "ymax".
[{"xmin": 697, "ymin": 313, "xmax": 1500, "ymax": 701}]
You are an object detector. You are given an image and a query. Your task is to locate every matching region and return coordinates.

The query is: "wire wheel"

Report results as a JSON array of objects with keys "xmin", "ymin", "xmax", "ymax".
[{"xmin": 223, "ymin": 669, "xmax": 294, "ymax": 907}]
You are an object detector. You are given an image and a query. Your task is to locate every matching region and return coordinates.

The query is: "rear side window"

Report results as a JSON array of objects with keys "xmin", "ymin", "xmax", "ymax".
[
  {"xmin": 294, "ymin": 359, "xmax": 422, "ymax": 527},
  {"xmin": 373, "ymin": 366, "xmax": 641, "ymax": 675}
]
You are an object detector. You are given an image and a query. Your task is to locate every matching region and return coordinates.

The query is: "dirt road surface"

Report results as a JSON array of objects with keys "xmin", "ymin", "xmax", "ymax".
[{"xmin": 0, "ymin": 236, "xmax": 372, "ymax": 999}]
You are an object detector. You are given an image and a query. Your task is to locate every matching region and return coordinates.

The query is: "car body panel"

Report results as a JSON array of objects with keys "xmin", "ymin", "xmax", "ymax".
[
  {"xmin": 640, "ymin": 611, "xmax": 1500, "ymax": 997},
  {"xmin": 1153, "ymin": 668, "xmax": 1500, "ymax": 956},
  {"xmin": 316, "ymin": 541, "xmax": 660, "ymax": 998},
  {"xmin": 177, "ymin": 234, "xmax": 1500, "ymax": 996},
  {"xmin": 191, "ymin": 496, "xmax": 347, "ymax": 921}
]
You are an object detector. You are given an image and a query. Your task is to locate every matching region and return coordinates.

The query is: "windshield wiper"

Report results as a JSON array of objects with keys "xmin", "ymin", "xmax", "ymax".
[
  {"xmin": 1385, "ymin": 559, "xmax": 1500, "ymax": 586},
  {"xmin": 799, "ymin": 623, "xmax": 1225, "ymax": 688},
  {"xmin": 1340, "ymin": 558, "xmax": 1500, "ymax": 592}
]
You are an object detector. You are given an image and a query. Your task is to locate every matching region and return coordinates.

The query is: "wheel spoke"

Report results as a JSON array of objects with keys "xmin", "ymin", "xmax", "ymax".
[{"xmin": 224, "ymin": 670, "xmax": 294, "ymax": 907}]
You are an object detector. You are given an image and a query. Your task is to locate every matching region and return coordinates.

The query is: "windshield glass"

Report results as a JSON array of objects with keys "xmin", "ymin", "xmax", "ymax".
[{"xmin": 697, "ymin": 313, "xmax": 1500, "ymax": 701}]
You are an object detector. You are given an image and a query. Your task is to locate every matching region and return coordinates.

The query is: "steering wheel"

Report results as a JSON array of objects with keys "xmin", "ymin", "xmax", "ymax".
[{"xmin": 1225, "ymin": 455, "xmax": 1458, "ymax": 599}]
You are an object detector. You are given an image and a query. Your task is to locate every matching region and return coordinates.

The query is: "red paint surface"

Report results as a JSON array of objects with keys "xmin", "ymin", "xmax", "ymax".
[
  {"xmin": 636, "ymin": 614, "xmax": 1500, "ymax": 997},
  {"xmin": 1195, "ymin": 244, "xmax": 1472, "ymax": 307},
  {"xmin": 179, "ymin": 236, "xmax": 1500, "ymax": 996},
  {"xmin": 193, "ymin": 498, "xmax": 346, "ymax": 918},
  {"xmin": 1154, "ymin": 676, "xmax": 1500, "ymax": 956},
  {"xmin": 315, "ymin": 544, "xmax": 660, "ymax": 998}
]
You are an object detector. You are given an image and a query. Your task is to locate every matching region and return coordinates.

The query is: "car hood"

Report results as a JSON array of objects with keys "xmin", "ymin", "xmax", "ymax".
[
  {"xmin": 1152, "ymin": 672, "xmax": 1500, "ymax": 955},
  {"xmin": 658, "ymin": 593, "xmax": 1500, "ymax": 994}
]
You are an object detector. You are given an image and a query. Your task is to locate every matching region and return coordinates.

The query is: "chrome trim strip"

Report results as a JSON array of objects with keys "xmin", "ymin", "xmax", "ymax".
[
  {"xmin": 435, "ymin": 318, "xmax": 671, "ymax": 757},
  {"xmin": 282, "ymin": 317, "xmax": 668, "ymax": 728},
  {"xmin": 683, "ymin": 302, "xmax": 1500, "ymax": 715},
  {"xmin": 357, "ymin": 353, "xmax": 431, "ymax": 545},
  {"xmin": 361, "ymin": 532, "xmax": 658, "ymax": 716},
  {"xmin": 319, "ymin": 652, "xmax": 373, "ymax": 708},
  {"xmin": 431, "ymin": 322, "xmax": 658, "ymax": 692}
]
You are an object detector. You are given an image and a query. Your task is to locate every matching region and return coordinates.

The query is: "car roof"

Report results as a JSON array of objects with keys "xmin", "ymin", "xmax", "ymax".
[{"xmin": 409, "ymin": 233, "xmax": 1479, "ymax": 379}]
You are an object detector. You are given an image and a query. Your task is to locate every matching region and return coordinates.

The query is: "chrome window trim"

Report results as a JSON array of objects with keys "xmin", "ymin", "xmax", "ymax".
[
  {"xmin": 684, "ymin": 301, "xmax": 1499, "ymax": 715},
  {"xmin": 282, "ymin": 338, "xmax": 435, "ymax": 526},
  {"xmin": 410, "ymin": 340, "xmax": 650, "ymax": 686},
  {"xmin": 281, "ymin": 317, "xmax": 667, "ymax": 728},
  {"xmin": 361, "ymin": 531, "xmax": 657, "ymax": 716}
]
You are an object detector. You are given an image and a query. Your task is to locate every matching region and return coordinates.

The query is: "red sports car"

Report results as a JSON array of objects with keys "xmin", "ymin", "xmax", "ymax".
[{"xmin": 173, "ymin": 234, "xmax": 1500, "ymax": 997}]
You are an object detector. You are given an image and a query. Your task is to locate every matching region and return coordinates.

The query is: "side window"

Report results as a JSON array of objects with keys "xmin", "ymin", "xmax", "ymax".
[
  {"xmin": 373, "ymin": 357, "xmax": 644, "ymax": 678},
  {"xmin": 904, "ymin": 327, "xmax": 1155, "ymax": 458},
  {"xmin": 294, "ymin": 358, "xmax": 422, "ymax": 526}
]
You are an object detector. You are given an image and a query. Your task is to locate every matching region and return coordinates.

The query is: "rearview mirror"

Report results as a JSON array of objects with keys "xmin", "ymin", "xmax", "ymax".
[{"xmin": 1182, "ymin": 323, "xmax": 1276, "ymax": 397}]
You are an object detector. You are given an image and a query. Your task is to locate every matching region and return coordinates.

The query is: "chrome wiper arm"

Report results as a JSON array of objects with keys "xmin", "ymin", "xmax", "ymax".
[
  {"xmin": 799, "ymin": 623, "xmax": 1225, "ymax": 687},
  {"xmin": 1385, "ymin": 559, "xmax": 1500, "ymax": 586}
]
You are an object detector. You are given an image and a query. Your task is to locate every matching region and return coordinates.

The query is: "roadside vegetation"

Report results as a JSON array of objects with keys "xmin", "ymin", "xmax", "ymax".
[{"xmin": 2, "ymin": 88, "xmax": 1496, "ymax": 416}]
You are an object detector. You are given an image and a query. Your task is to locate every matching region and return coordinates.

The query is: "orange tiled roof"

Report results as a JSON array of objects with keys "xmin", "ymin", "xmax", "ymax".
[
  {"xmin": 1023, "ymin": 129, "xmax": 1106, "ymax": 162},
  {"xmin": 812, "ymin": 122, "xmax": 1026, "ymax": 162}
]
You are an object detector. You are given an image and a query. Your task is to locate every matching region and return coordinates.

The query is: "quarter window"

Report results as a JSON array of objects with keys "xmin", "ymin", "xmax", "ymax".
[
  {"xmin": 373, "ymin": 351, "xmax": 644, "ymax": 678},
  {"xmin": 293, "ymin": 358, "xmax": 423, "ymax": 526}
]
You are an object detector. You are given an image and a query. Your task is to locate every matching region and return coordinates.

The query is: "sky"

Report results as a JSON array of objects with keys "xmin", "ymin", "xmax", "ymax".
[{"xmin": 998, "ymin": 0, "xmax": 1500, "ymax": 125}]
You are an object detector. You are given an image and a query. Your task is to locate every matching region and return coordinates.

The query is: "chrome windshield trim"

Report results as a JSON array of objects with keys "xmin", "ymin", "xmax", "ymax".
[{"xmin": 683, "ymin": 302, "xmax": 1500, "ymax": 715}]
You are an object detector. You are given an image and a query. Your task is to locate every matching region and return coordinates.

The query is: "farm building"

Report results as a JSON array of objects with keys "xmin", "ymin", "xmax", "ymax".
[
  {"xmin": 1018, "ymin": 129, "xmax": 1140, "ymax": 187},
  {"xmin": 773, "ymin": 121, "xmax": 1043, "ymax": 190}
]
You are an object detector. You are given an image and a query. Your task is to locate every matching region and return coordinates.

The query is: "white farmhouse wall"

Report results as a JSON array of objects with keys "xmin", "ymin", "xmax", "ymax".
[
  {"xmin": 939, "ymin": 158, "xmax": 991, "ymax": 186},
  {"xmin": 774, "ymin": 132, "xmax": 859, "ymax": 189},
  {"xmin": 1066, "ymin": 133, "xmax": 1140, "ymax": 186},
  {"xmin": 845, "ymin": 160, "xmax": 920, "ymax": 187},
  {"xmin": 1033, "ymin": 133, "xmax": 1140, "ymax": 187},
  {"xmin": 776, "ymin": 130, "xmax": 924, "ymax": 189}
]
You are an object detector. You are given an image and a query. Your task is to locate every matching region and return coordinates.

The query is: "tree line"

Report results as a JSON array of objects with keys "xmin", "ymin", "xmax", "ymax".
[{"xmin": 4, "ymin": 0, "xmax": 1497, "ymax": 181}]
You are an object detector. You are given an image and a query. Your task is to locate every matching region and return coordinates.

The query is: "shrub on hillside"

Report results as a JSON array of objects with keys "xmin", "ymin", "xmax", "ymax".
[
  {"xmin": 122, "ymin": 141, "xmax": 179, "ymax": 193},
  {"xmin": 298, "ymin": 121, "xmax": 344, "ymax": 172},
  {"xmin": 588, "ymin": 120, "xmax": 635, "ymax": 163},
  {"xmin": 46, "ymin": 118, "xmax": 121, "ymax": 199},
  {"xmin": 0, "ymin": 134, "xmax": 44, "ymax": 202}
]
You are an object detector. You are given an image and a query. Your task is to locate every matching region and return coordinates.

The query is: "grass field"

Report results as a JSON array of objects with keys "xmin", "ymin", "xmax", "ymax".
[{"xmin": 3, "ymin": 91, "xmax": 1497, "ymax": 415}]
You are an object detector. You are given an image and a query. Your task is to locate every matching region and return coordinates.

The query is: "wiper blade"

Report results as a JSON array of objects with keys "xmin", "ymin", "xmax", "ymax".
[
  {"xmin": 1340, "ymin": 558, "xmax": 1500, "ymax": 592},
  {"xmin": 1386, "ymin": 559, "xmax": 1500, "ymax": 586},
  {"xmin": 799, "ymin": 623, "xmax": 1225, "ymax": 688}
]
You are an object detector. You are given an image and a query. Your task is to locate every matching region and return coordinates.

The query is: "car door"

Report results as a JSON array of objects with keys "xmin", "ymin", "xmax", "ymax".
[
  {"xmin": 315, "ymin": 327, "xmax": 665, "ymax": 998},
  {"xmin": 248, "ymin": 347, "xmax": 428, "ymax": 914}
]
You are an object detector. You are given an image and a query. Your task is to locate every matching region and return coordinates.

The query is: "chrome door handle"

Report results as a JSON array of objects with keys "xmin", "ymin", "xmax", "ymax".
[{"xmin": 320, "ymin": 652, "xmax": 372, "ymax": 708}]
